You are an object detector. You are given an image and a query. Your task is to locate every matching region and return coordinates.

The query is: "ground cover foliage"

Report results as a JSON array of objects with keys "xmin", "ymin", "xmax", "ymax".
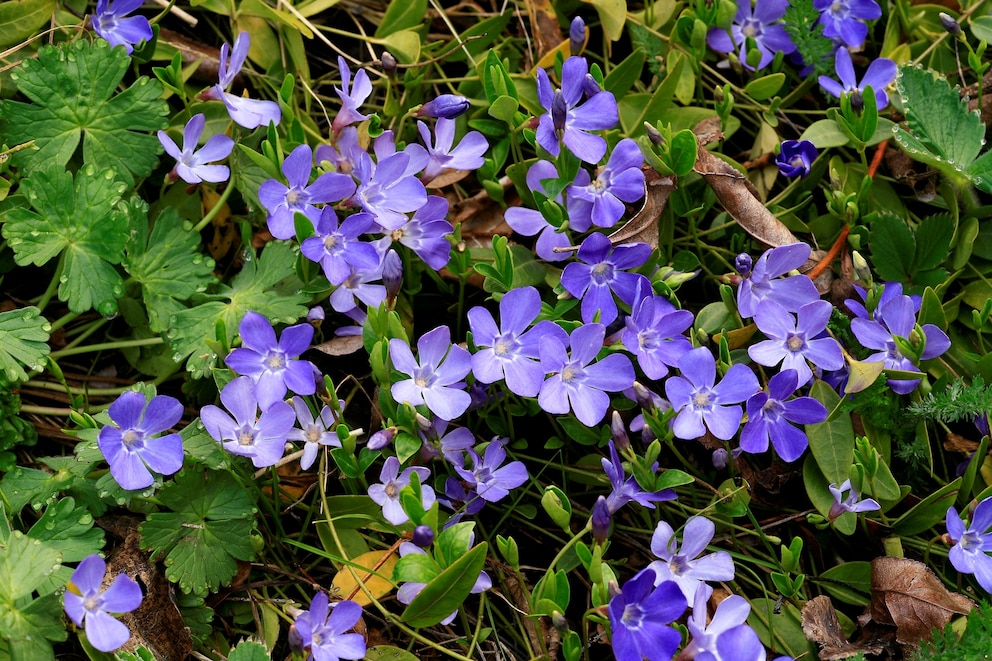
[{"xmin": 2, "ymin": 0, "xmax": 992, "ymax": 659}]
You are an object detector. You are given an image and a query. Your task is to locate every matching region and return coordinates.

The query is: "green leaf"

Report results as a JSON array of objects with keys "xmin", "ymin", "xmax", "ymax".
[
  {"xmin": 375, "ymin": 0, "xmax": 427, "ymax": 36},
  {"xmin": 582, "ymin": 0, "xmax": 626, "ymax": 41},
  {"xmin": 0, "ymin": 0, "xmax": 55, "ymax": 49},
  {"xmin": 603, "ymin": 51, "xmax": 646, "ymax": 98},
  {"xmin": 435, "ymin": 522, "xmax": 476, "ymax": 568},
  {"xmin": 366, "ymin": 646, "xmax": 420, "ymax": 661},
  {"xmin": 0, "ymin": 306, "xmax": 50, "ymax": 383},
  {"xmin": 139, "ymin": 469, "xmax": 257, "ymax": 595},
  {"xmin": 227, "ymin": 640, "xmax": 271, "ymax": 661},
  {"xmin": 393, "ymin": 553, "xmax": 441, "ymax": 584},
  {"xmin": 913, "ymin": 214, "xmax": 954, "ymax": 272},
  {"xmin": 896, "ymin": 66, "xmax": 984, "ymax": 168},
  {"xmin": 2, "ymin": 164, "xmax": 130, "ymax": 315},
  {"xmin": 0, "ymin": 591, "xmax": 64, "ymax": 660},
  {"xmin": 870, "ymin": 212, "xmax": 915, "ymax": 282},
  {"xmin": 27, "ymin": 498, "xmax": 103, "ymax": 595},
  {"xmin": 167, "ymin": 242, "xmax": 309, "ymax": 378},
  {"xmin": 0, "ymin": 532, "xmax": 66, "ymax": 660},
  {"xmin": 0, "ymin": 465, "xmax": 71, "ymax": 514},
  {"xmin": 800, "ymin": 117, "xmax": 895, "ymax": 149},
  {"xmin": 813, "ymin": 561, "xmax": 871, "ymax": 606},
  {"xmin": 2, "ymin": 40, "xmax": 168, "ymax": 185},
  {"xmin": 970, "ymin": 15, "xmax": 992, "ymax": 42},
  {"xmin": 124, "ymin": 208, "xmax": 217, "ymax": 334},
  {"xmin": 892, "ymin": 477, "xmax": 960, "ymax": 536},
  {"xmin": 744, "ymin": 73, "xmax": 785, "ymax": 101},
  {"xmin": 488, "ymin": 95, "xmax": 518, "ymax": 123},
  {"xmin": 806, "ymin": 381, "xmax": 855, "ymax": 485},
  {"xmin": 965, "ymin": 147, "xmax": 992, "ymax": 194},
  {"xmin": 401, "ymin": 542, "xmax": 487, "ymax": 628}
]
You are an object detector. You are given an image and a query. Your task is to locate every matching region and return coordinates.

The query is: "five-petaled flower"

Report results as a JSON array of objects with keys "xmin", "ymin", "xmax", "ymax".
[
  {"xmin": 332, "ymin": 56, "xmax": 374, "ymax": 135},
  {"xmin": 536, "ymin": 56, "xmax": 619, "ymax": 163},
  {"xmin": 158, "ymin": 114, "xmax": 235, "ymax": 185},
  {"xmin": 706, "ymin": 0, "xmax": 796, "ymax": 71},
  {"xmin": 91, "ymin": 0, "xmax": 152, "ymax": 54},
  {"xmin": 368, "ymin": 456, "xmax": 436, "ymax": 525},
  {"xmin": 64, "ymin": 555, "xmax": 143, "ymax": 653},
  {"xmin": 293, "ymin": 592, "xmax": 367, "ymax": 661},
  {"xmin": 739, "ymin": 369, "xmax": 828, "ymax": 462},
  {"xmin": 648, "ymin": 515, "xmax": 736, "ymax": 601},
  {"xmin": 819, "ymin": 48, "xmax": 897, "ymax": 110},
  {"xmin": 201, "ymin": 376, "xmax": 296, "ymax": 467},
  {"xmin": 736, "ymin": 243, "xmax": 820, "ymax": 319},
  {"xmin": 390, "ymin": 325, "xmax": 473, "ymax": 421},
  {"xmin": 946, "ymin": 496, "xmax": 992, "ymax": 592},
  {"xmin": 201, "ymin": 32, "xmax": 282, "ymax": 129},
  {"xmin": 98, "ymin": 390, "xmax": 184, "ymax": 491},
  {"xmin": 827, "ymin": 479, "xmax": 881, "ymax": 521},
  {"xmin": 666, "ymin": 347, "xmax": 760, "ymax": 441},
  {"xmin": 566, "ymin": 138, "xmax": 645, "ymax": 231},
  {"xmin": 813, "ymin": 0, "xmax": 881, "ymax": 47},
  {"xmin": 608, "ymin": 567, "xmax": 687, "ymax": 661},
  {"xmin": 603, "ymin": 439, "xmax": 676, "ymax": 513},
  {"xmin": 560, "ymin": 232, "xmax": 652, "ymax": 326},
  {"xmin": 749, "ymin": 299, "xmax": 844, "ymax": 387},
  {"xmin": 288, "ymin": 396, "xmax": 342, "ymax": 470}
]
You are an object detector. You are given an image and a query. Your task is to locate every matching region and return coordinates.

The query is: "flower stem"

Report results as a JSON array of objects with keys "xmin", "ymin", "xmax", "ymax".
[
  {"xmin": 192, "ymin": 183, "xmax": 235, "ymax": 233},
  {"xmin": 49, "ymin": 337, "xmax": 164, "ymax": 360},
  {"xmin": 34, "ymin": 252, "xmax": 65, "ymax": 313}
]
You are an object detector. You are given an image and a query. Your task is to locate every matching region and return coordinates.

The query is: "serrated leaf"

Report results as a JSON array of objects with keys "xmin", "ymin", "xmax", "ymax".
[
  {"xmin": 401, "ymin": 542, "xmax": 487, "ymax": 628},
  {"xmin": 2, "ymin": 40, "xmax": 168, "ymax": 185},
  {"xmin": 0, "ymin": 591, "xmax": 65, "ymax": 660},
  {"xmin": 1, "ymin": 165, "xmax": 130, "ymax": 315},
  {"xmin": 897, "ymin": 66, "xmax": 984, "ymax": 167},
  {"xmin": 0, "ymin": 531, "xmax": 62, "ymax": 603},
  {"xmin": 870, "ymin": 212, "xmax": 915, "ymax": 282},
  {"xmin": 27, "ymin": 498, "xmax": 103, "ymax": 595},
  {"xmin": 0, "ymin": 465, "xmax": 70, "ymax": 514},
  {"xmin": 964, "ymin": 147, "xmax": 992, "ymax": 194},
  {"xmin": 227, "ymin": 640, "xmax": 271, "ymax": 661},
  {"xmin": 0, "ymin": 306, "xmax": 50, "ymax": 383},
  {"xmin": 124, "ymin": 208, "xmax": 217, "ymax": 333},
  {"xmin": 913, "ymin": 214, "xmax": 953, "ymax": 272},
  {"xmin": 167, "ymin": 242, "xmax": 309, "ymax": 377},
  {"xmin": 139, "ymin": 470, "xmax": 257, "ymax": 595}
]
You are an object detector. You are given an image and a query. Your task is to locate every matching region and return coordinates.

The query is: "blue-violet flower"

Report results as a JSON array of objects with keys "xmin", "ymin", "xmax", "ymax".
[
  {"xmin": 64, "ymin": 555, "xmax": 143, "ymax": 653},
  {"xmin": 97, "ymin": 390, "xmax": 184, "ymax": 490}
]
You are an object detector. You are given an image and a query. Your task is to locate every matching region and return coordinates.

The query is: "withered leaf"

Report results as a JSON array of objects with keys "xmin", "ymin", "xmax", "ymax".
[
  {"xmin": 802, "ymin": 595, "xmax": 884, "ymax": 660},
  {"xmin": 870, "ymin": 556, "xmax": 974, "ymax": 645},
  {"xmin": 313, "ymin": 335, "xmax": 365, "ymax": 357},
  {"xmin": 605, "ymin": 167, "xmax": 675, "ymax": 250}
]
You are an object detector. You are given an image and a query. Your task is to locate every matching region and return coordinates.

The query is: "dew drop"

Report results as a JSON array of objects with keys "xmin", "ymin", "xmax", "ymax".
[{"xmin": 59, "ymin": 275, "xmax": 68, "ymax": 283}]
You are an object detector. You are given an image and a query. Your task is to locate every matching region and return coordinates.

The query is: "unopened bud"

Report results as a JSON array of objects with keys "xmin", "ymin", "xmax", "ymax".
[
  {"xmin": 851, "ymin": 250, "xmax": 872, "ymax": 286},
  {"xmin": 939, "ymin": 12, "xmax": 961, "ymax": 36},
  {"xmin": 712, "ymin": 447, "xmax": 729, "ymax": 470},
  {"xmin": 610, "ymin": 411, "xmax": 630, "ymax": 453},
  {"xmin": 383, "ymin": 249, "xmax": 402, "ymax": 301},
  {"xmin": 551, "ymin": 611, "xmax": 570, "ymax": 633},
  {"xmin": 380, "ymin": 51, "xmax": 398, "ymax": 75},
  {"xmin": 592, "ymin": 495, "xmax": 611, "ymax": 544},
  {"xmin": 735, "ymin": 253, "xmax": 753, "ymax": 276},
  {"xmin": 367, "ymin": 427, "xmax": 396, "ymax": 450},
  {"xmin": 418, "ymin": 94, "xmax": 471, "ymax": 119},
  {"xmin": 644, "ymin": 122, "xmax": 665, "ymax": 146},
  {"xmin": 632, "ymin": 381, "xmax": 656, "ymax": 409},
  {"xmin": 850, "ymin": 90, "xmax": 864, "ymax": 113},
  {"xmin": 569, "ymin": 17, "xmax": 586, "ymax": 56},
  {"xmin": 412, "ymin": 525, "xmax": 435, "ymax": 548},
  {"xmin": 552, "ymin": 89, "xmax": 568, "ymax": 132},
  {"xmin": 582, "ymin": 73, "xmax": 600, "ymax": 98},
  {"xmin": 414, "ymin": 412, "xmax": 433, "ymax": 431},
  {"xmin": 307, "ymin": 305, "xmax": 325, "ymax": 327},
  {"xmin": 288, "ymin": 623, "xmax": 305, "ymax": 655}
]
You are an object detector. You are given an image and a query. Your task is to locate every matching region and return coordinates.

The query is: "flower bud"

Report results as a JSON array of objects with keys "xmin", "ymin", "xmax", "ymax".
[
  {"xmin": 287, "ymin": 623, "xmax": 305, "ymax": 655},
  {"xmin": 569, "ymin": 17, "xmax": 586, "ymax": 56},
  {"xmin": 551, "ymin": 89, "xmax": 568, "ymax": 133},
  {"xmin": 610, "ymin": 411, "xmax": 631, "ymax": 453},
  {"xmin": 939, "ymin": 12, "xmax": 961, "ymax": 36},
  {"xmin": 644, "ymin": 122, "xmax": 665, "ymax": 146},
  {"xmin": 735, "ymin": 253, "xmax": 753, "ymax": 276},
  {"xmin": 307, "ymin": 305, "xmax": 325, "ymax": 327},
  {"xmin": 592, "ymin": 495, "xmax": 611, "ymax": 544},
  {"xmin": 712, "ymin": 447, "xmax": 729, "ymax": 470},
  {"xmin": 418, "ymin": 94, "xmax": 471, "ymax": 119},
  {"xmin": 380, "ymin": 51, "xmax": 398, "ymax": 75},
  {"xmin": 383, "ymin": 249, "xmax": 403, "ymax": 302},
  {"xmin": 582, "ymin": 73, "xmax": 600, "ymax": 98},
  {"xmin": 367, "ymin": 427, "xmax": 396, "ymax": 450},
  {"xmin": 412, "ymin": 525, "xmax": 435, "ymax": 548}
]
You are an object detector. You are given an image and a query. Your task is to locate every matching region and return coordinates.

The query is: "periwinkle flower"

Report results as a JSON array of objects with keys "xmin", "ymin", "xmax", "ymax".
[
  {"xmin": 418, "ymin": 118, "xmax": 488, "ymax": 181},
  {"xmin": 706, "ymin": 0, "xmax": 796, "ymax": 71},
  {"xmin": 201, "ymin": 32, "xmax": 281, "ymax": 129},
  {"xmin": 468, "ymin": 286, "xmax": 567, "ymax": 398},
  {"xmin": 287, "ymin": 397, "xmax": 342, "ymax": 470},
  {"xmin": 608, "ymin": 568, "xmax": 686, "ymax": 661},
  {"xmin": 225, "ymin": 311, "xmax": 317, "ymax": 410},
  {"xmin": 453, "ymin": 439, "xmax": 528, "ymax": 502},
  {"xmin": 536, "ymin": 56, "xmax": 618, "ymax": 163},
  {"xmin": 813, "ymin": 0, "xmax": 881, "ymax": 47},
  {"xmin": 91, "ymin": 0, "xmax": 152, "ymax": 54},
  {"xmin": 698, "ymin": 624, "xmax": 776, "ymax": 661},
  {"xmin": 158, "ymin": 114, "xmax": 234, "ymax": 185},
  {"xmin": 372, "ymin": 195, "xmax": 452, "ymax": 270},
  {"xmin": 736, "ymin": 243, "xmax": 819, "ymax": 318},
  {"xmin": 592, "ymin": 495, "xmax": 611, "ymax": 543},
  {"xmin": 368, "ymin": 456, "xmax": 436, "ymax": 525},
  {"xmin": 97, "ymin": 391, "xmax": 184, "ymax": 491},
  {"xmin": 739, "ymin": 369, "xmax": 828, "ymax": 462},
  {"xmin": 64, "ymin": 555, "xmax": 143, "ymax": 652},
  {"xmin": 503, "ymin": 160, "xmax": 581, "ymax": 262},
  {"xmin": 390, "ymin": 326, "xmax": 472, "ymax": 421},
  {"xmin": 418, "ymin": 94, "xmax": 471, "ymax": 119},
  {"xmin": 603, "ymin": 440, "xmax": 676, "ymax": 513},
  {"xmin": 776, "ymin": 140, "xmax": 818, "ymax": 179},
  {"xmin": 748, "ymin": 300, "xmax": 844, "ymax": 387},
  {"xmin": 350, "ymin": 145, "xmax": 428, "ymax": 231},
  {"xmin": 293, "ymin": 592, "xmax": 366, "ymax": 661},
  {"xmin": 666, "ymin": 348, "xmax": 759, "ymax": 441},
  {"xmin": 566, "ymin": 138, "xmax": 645, "ymax": 231},
  {"xmin": 621, "ymin": 288, "xmax": 694, "ymax": 381},
  {"xmin": 201, "ymin": 376, "xmax": 296, "ymax": 467},
  {"xmin": 329, "ymin": 262, "xmax": 387, "ymax": 313},
  {"xmin": 819, "ymin": 48, "xmax": 897, "ymax": 110},
  {"xmin": 332, "ymin": 56, "xmax": 373, "ymax": 135},
  {"xmin": 946, "ymin": 497, "xmax": 992, "ymax": 592},
  {"xmin": 648, "ymin": 515, "xmax": 735, "ymax": 601},
  {"xmin": 300, "ymin": 208, "xmax": 380, "ymax": 285},
  {"xmin": 538, "ymin": 323, "xmax": 636, "ymax": 427},
  {"xmin": 827, "ymin": 479, "xmax": 880, "ymax": 521},
  {"xmin": 259, "ymin": 144, "xmax": 357, "ymax": 240},
  {"xmin": 684, "ymin": 584, "xmax": 751, "ymax": 659},
  {"xmin": 560, "ymin": 232, "xmax": 652, "ymax": 326}
]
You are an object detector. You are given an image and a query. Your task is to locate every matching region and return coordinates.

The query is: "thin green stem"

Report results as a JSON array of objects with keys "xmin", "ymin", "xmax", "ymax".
[
  {"xmin": 192, "ymin": 183, "xmax": 236, "ymax": 233},
  {"xmin": 34, "ymin": 252, "xmax": 66, "ymax": 313},
  {"xmin": 48, "ymin": 311, "xmax": 80, "ymax": 334},
  {"xmin": 49, "ymin": 337, "xmax": 164, "ymax": 360}
]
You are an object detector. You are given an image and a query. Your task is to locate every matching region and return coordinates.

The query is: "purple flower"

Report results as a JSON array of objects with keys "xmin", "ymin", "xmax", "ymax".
[
  {"xmin": 329, "ymin": 262, "xmax": 387, "ymax": 313},
  {"xmin": 201, "ymin": 33, "xmax": 281, "ymax": 129},
  {"xmin": 418, "ymin": 119, "xmax": 488, "ymax": 181},
  {"xmin": 368, "ymin": 456, "xmax": 436, "ymax": 525},
  {"xmin": 827, "ymin": 479, "xmax": 880, "ymax": 521},
  {"xmin": 569, "ymin": 17, "xmax": 586, "ymax": 55},
  {"xmin": 776, "ymin": 140, "xmax": 818, "ymax": 179},
  {"xmin": 201, "ymin": 376, "xmax": 296, "ymax": 467},
  {"xmin": 819, "ymin": 48, "xmax": 897, "ymax": 110},
  {"xmin": 698, "ymin": 625, "xmax": 772, "ymax": 661},
  {"xmin": 390, "ymin": 326, "xmax": 472, "ymax": 421},
  {"xmin": 468, "ymin": 286, "xmax": 566, "ymax": 398},
  {"xmin": 621, "ymin": 288, "xmax": 694, "ymax": 381},
  {"xmin": 350, "ymin": 145, "xmax": 428, "ymax": 231},
  {"xmin": 685, "ymin": 584, "xmax": 751, "ymax": 659},
  {"xmin": 736, "ymin": 243, "xmax": 820, "ymax": 318},
  {"xmin": 371, "ymin": 195, "xmax": 452, "ymax": 270},
  {"xmin": 503, "ymin": 160, "xmax": 580, "ymax": 262},
  {"xmin": 452, "ymin": 439, "xmax": 528, "ymax": 502},
  {"xmin": 603, "ymin": 440, "xmax": 676, "ymax": 513},
  {"xmin": 560, "ymin": 232, "xmax": 652, "ymax": 326},
  {"xmin": 666, "ymin": 348, "xmax": 759, "ymax": 441},
  {"xmin": 287, "ymin": 397, "xmax": 342, "ymax": 470},
  {"xmin": 224, "ymin": 311, "xmax": 317, "ymax": 410},
  {"xmin": 740, "ymin": 369, "xmax": 828, "ymax": 462},
  {"xmin": 293, "ymin": 592, "xmax": 366, "ymax": 661},
  {"xmin": 418, "ymin": 94, "xmax": 471, "ymax": 119},
  {"xmin": 97, "ymin": 391, "xmax": 184, "ymax": 490},
  {"xmin": 332, "ymin": 56, "xmax": 373, "ymax": 135},
  {"xmin": 301, "ymin": 208, "xmax": 380, "ymax": 285},
  {"xmin": 538, "ymin": 324, "xmax": 636, "ymax": 427},
  {"xmin": 706, "ymin": 0, "xmax": 796, "ymax": 70},
  {"xmin": 566, "ymin": 139, "xmax": 645, "ymax": 232},
  {"xmin": 648, "ymin": 515, "xmax": 735, "ymax": 601},
  {"xmin": 536, "ymin": 56, "xmax": 619, "ymax": 163},
  {"xmin": 258, "ymin": 144, "xmax": 357, "ymax": 240},
  {"xmin": 64, "ymin": 555, "xmax": 142, "ymax": 652},
  {"xmin": 813, "ymin": 0, "xmax": 881, "ymax": 47},
  {"xmin": 158, "ymin": 114, "xmax": 234, "ymax": 185},
  {"xmin": 850, "ymin": 292, "xmax": 950, "ymax": 394},
  {"xmin": 946, "ymin": 497, "xmax": 992, "ymax": 592},
  {"xmin": 91, "ymin": 0, "xmax": 152, "ymax": 54},
  {"xmin": 608, "ymin": 568, "xmax": 686, "ymax": 661},
  {"xmin": 396, "ymin": 540, "xmax": 491, "ymax": 623},
  {"xmin": 748, "ymin": 300, "xmax": 844, "ymax": 386}
]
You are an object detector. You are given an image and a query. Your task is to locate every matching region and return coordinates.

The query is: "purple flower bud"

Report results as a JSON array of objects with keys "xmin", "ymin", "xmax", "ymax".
[
  {"xmin": 367, "ymin": 427, "xmax": 396, "ymax": 450},
  {"xmin": 412, "ymin": 525, "xmax": 435, "ymax": 548},
  {"xmin": 776, "ymin": 140, "xmax": 818, "ymax": 179},
  {"xmin": 419, "ymin": 94, "xmax": 471, "ymax": 119},
  {"xmin": 977, "ymin": 414, "xmax": 990, "ymax": 437},
  {"xmin": 569, "ymin": 17, "xmax": 586, "ymax": 55},
  {"xmin": 551, "ymin": 89, "xmax": 568, "ymax": 133},
  {"xmin": 611, "ymin": 411, "xmax": 631, "ymax": 453},
  {"xmin": 552, "ymin": 611, "xmax": 570, "ymax": 632},
  {"xmin": 582, "ymin": 73, "xmax": 601, "ymax": 98},
  {"xmin": 712, "ymin": 447, "xmax": 729, "ymax": 470},
  {"xmin": 735, "ymin": 253, "xmax": 753, "ymax": 276},
  {"xmin": 592, "ymin": 495, "xmax": 611, "ymax": 544},
  {"xmin": 383, "ymin": 249, "xmax": 403, "ymax": 302},
  {"xmin": 307, "ymin": 306, "xmax": 325, "ymax": 326},
  {"xmin": 381, "ymin": 51, "xmax": 398, "ymax": 75},
  {"xmin": 287, "ymin": 623, "xmax": 305, "ymax": 655},
  {"xmin": 939, "ymin": 12, "xmax": 961, "ymax": 36}
]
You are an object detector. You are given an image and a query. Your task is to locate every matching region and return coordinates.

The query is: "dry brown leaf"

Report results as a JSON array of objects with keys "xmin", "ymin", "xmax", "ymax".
[
  {"xmin": 523, "ymin": 0, "xmax": 563, "ymax": 60},
  {"xmin": 802, "ymin": 595, "xmax": 884, "ymax": 660},
  {"xmin": 869, "ymin": 556, "xmax": 974, "ymax": 645},
  {"xmin": 313, "ymin": 335, "xmax": 366, "ymax": 357},
  {"xmin": 451, "ymin": 177, "xmax": 514, "ymax": 248},
  {"xmin": 605, "ymin": 167, "xmax": 675, "ymax": 250},
  {"xmin": 944, "ymin": 432, "xmax": 980, "ymax": 453},
  {"xmin": 332, "ymin": 549, "xmax": 399, "ymax": 606},
  {"xmin": 426, "ymin": 168, "xmax": 472, "ymax": 189}
]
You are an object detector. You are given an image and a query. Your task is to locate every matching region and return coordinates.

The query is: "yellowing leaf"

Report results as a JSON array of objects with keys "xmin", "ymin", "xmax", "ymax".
[
  {"xmin": 332, "ymin": 549, "xmax": 399, "ymax": 606},
  {"xmin": 581, "ymin": 0, "xmax": 626, "ymax": 41},
  {"xmin": 844, "ymin": 359, "xmax": 885, "ymax": 394}
]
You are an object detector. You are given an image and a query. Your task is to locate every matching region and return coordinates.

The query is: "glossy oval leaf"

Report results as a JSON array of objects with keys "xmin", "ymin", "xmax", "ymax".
[
  {"xmin": 806, "ymin": 381, "xmax": 855, "ymax": 485},
  {"xmin": 402, "ymin": 542, "xmax": 488, "ymax": 628}
]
